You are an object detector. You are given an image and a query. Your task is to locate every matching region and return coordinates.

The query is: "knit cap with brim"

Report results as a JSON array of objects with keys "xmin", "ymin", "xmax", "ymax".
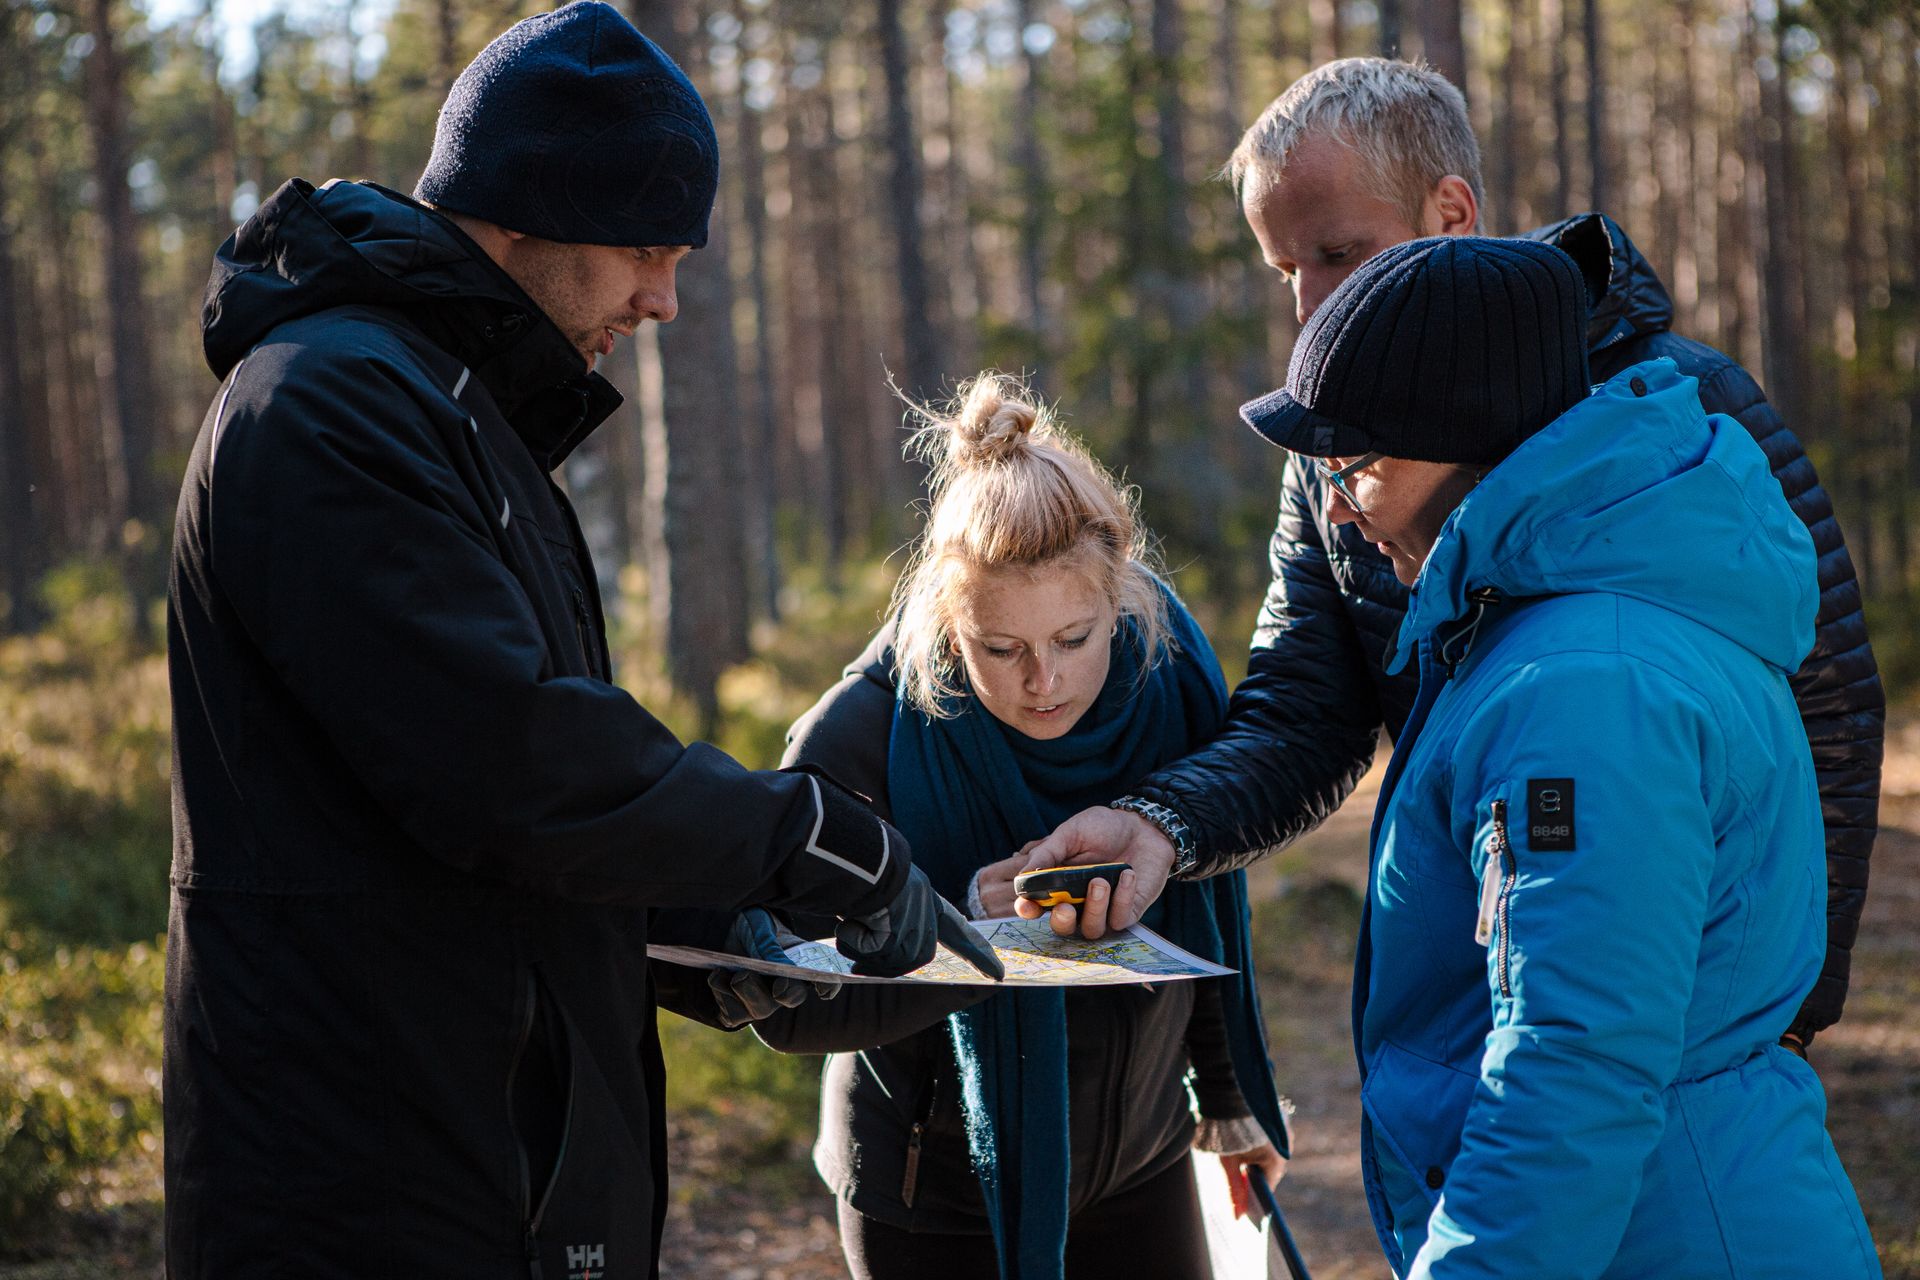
[
  {"xmin": 1241, "ymin": 235, "xmax": 1592, "ymax": 465},
  {"xmin": 415, "ymin": 0, "xmax": 718, "ymax": 249}
]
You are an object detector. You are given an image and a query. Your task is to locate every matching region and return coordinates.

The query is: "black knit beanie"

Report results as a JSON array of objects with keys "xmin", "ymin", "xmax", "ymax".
[
  {"xmin": 415, "ymin": 1, "xmax": 718, "ymax": 249},
  {"xmin": 1241, "ymin": 236, "xmax": 1592, "ymax": 464}
]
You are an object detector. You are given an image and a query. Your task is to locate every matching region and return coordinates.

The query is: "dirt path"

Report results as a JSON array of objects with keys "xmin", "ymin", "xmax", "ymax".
[{"xmin": 662, "ymin": 719, "xmax": 1920, "ymax": 1278}]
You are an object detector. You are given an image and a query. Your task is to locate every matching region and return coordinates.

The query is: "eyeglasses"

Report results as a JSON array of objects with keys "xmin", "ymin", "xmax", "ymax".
[{"xmin": 1317, "ymin": 452, "xmax": 1385, "ymax": 514}]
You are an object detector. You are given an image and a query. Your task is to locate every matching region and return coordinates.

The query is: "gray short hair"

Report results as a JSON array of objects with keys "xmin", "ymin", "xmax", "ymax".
[{"xmin": 1225, "ymin": 57, "xmax": 1484, "ymax": 231}]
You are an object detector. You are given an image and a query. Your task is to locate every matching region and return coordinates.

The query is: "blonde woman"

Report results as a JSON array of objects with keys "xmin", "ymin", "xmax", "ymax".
[{"xmin": 753, "ymin": 375, "xmax": 1289, "ymax": 1280}]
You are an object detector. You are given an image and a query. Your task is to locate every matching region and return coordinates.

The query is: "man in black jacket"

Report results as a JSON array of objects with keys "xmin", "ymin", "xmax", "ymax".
[
  {"xmin": 1021, "ymin": 57, "xmax": 1882, "ymax": 1057},
  {"xmin": 165, "ymin": 6, "xmax": 993, "ymax": 1276}
]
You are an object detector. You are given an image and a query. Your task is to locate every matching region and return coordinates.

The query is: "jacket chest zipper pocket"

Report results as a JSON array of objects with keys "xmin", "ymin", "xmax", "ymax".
[
  {"xmin": 901, "ymin": 1071, "xmax": 939, "ymax": 1208},
  {"xmin": 1488, "ymin": 800, "xmax": 1518, "ymax": 999},
  {"xmin": 571, "ymin": 588, "xmax": 596, "ymax": 675},
  {"xmin": 901, "ymin": 1122, "xmax": 925, "ymax": 1208}
]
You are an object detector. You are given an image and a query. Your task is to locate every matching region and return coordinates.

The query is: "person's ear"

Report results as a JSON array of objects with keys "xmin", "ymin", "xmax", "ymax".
[{"xmin": 1425, "ymin": 175, "xmax": 1478, "ymax": 237}]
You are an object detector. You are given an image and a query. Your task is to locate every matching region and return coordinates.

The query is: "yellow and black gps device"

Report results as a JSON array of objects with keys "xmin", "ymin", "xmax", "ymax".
[{"xmin": 1013, "ymin": 863, "xmax": 1131, "ymax": 908}]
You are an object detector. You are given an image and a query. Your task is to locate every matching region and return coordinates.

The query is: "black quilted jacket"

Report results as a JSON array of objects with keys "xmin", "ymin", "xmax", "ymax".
[{"xmin": 1132, "ymin": 213, "xmax": 1884, "ymax": 1044}]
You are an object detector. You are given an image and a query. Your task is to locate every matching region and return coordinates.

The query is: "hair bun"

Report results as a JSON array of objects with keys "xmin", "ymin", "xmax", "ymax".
[{"xmin": 950, "ymin": 378, "xmax": 1041, "ymax": 466}]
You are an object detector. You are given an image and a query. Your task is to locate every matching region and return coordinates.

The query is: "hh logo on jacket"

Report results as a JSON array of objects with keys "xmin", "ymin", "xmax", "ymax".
[{"xmin": 567, "ymin": 1243, "xmax": 604, "ymax": 1279}]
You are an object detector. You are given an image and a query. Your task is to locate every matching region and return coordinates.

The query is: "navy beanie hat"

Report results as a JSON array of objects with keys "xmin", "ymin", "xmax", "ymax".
[
  {"xmin": 416, "ymin": 1, "xmax": 718, "ymax": 249},
  {"xmin": 1240, "ymin": 236, "xmax": 1592, "ymax": 465}
]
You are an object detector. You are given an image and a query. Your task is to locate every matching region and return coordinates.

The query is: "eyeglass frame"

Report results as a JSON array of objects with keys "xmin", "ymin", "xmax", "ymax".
[{"xmin": 1316, "ymin": 451, "xmax": 1386, "ymax": 514}]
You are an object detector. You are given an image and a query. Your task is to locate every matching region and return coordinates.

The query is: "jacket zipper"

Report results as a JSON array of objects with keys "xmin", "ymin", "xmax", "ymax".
[
  {"xmin": 517, "ymin": 974, "xmax": 577, "ymax": 1280},
  {"xmin": 550, "ymin": 480, "xmax": 608, "ymax": 680},
  {"xmin": 901, "ymin": 1123, "xmax": 925, "ymax": 1208},
  {"xmin": 508, "ymin": 972, "xmax": 542, "ymax": 1279},
  {"xmin": 571, "ymin": 588, "xmax": 596, "ymax": 676},
  {"xmin": 901, "ymin": 1070, "xmax": 939, "ymax": 1209},
  {"xmin": 1491, "ymin": 800, "xmax": 1518, "ymax": 999}
]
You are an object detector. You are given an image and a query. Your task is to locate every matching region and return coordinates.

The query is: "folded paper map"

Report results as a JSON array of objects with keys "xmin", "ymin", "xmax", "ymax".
[{"xmin": 648, "ymin": 916, "xmax": 1235, "ymax": 987}]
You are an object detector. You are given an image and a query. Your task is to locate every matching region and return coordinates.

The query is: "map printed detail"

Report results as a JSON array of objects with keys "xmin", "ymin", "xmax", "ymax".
[{"xmin": 648, "ymin": 916, "xmax": 1235, "ymax": 987}]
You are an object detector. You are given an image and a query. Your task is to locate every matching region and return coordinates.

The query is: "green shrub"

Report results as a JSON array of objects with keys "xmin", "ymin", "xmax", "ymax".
[
  {"xmin": 0, "ymin": 575, "xmax": 171, "ymax": 949},
  {"xmin": 0, "ymin": 938, "xmax": 165, "ymax": 1252}
]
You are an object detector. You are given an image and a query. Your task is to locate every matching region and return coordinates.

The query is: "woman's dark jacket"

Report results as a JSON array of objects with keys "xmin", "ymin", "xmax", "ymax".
[
  {"xmin": 756, "ymin": 631, "xmax": 1252, "ymax": 1233},
  {"xmin": 1129, "ymin": 213, "xmax": 1884, "ymax": 1045},
  {"xmin": 164, "ymin": 178, "xmax": 908, "ymax": 1279}
]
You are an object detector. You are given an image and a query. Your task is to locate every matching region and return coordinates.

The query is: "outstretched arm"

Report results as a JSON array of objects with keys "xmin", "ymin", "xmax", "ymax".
[{"xmin": 1019, "ymin": 459, "xmax": 1383, "ymax": 933}]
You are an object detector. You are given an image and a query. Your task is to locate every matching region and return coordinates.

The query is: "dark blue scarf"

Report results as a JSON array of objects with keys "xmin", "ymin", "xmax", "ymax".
[{"xmin": 886, "ymin": 581, "xmax": 1289, "ymax": 1279}]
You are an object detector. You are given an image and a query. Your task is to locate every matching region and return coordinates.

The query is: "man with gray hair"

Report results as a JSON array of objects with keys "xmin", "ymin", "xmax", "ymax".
[{"xmin": 1024, "ymin": 57, "xmax": 1881, "ymax": 1058}]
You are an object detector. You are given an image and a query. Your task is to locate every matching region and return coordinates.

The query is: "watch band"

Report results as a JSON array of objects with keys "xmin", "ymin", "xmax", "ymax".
[{"xmin": 1108, "ymin": 795, "xmax": 1199, "ymax": 877}]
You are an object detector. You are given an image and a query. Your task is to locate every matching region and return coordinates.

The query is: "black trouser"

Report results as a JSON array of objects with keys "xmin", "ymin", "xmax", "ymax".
[{"xmin": 838, "ymin": 1153, "xmax": 1211, "ymax": 1279}]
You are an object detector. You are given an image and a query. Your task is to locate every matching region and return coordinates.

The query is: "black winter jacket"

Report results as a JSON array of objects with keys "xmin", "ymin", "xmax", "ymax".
[
  {"xmin": 757, "ymin": 633, "xmax": 1253, "ymax": 1233},
  {"xmin": 164, "ymin": 178, "xmax": 909, "ymax": 1279},
  {"xmin": 1131, "ymin": 213, "xmax": 1884, "ymax": 1044}
]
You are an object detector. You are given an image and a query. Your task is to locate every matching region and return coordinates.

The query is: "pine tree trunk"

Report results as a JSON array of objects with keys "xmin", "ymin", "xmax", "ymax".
[
  {"xmin": 731, "ymin": 18, "xmax": 783, "ymax": 622},
  {"xmin": 1149, "ymin": 0, "xmax": 1205, "ymax": 418},
  {"xmin": 1895, "ymin": 16, "xmax": 1920, "ymax": 602},
  {"xmin": 435, "ymin": 0, "xmax": 460, "ymax": 96},
  {"xmin": 1581, "ymin": 0, "xmax": 1607, "ymax": 213},
  {"xmin": 1750, "ymin": 3, "xmax": 1805, "ymax": 434},
  {"xmin": 1494, "ymin": 0, "xmax": 1527, "ymax": 232},
  {"xmin": 1014, "ymin": 0, "xmax": 1049, "ymax": 367},
  {"xmin": 0, "ymin": 38, "xmax": 44, "ymax": 632},
  {"xmin": 25, "ymin": 186, "xmax": 93, "ymax": 557},
  {"xmin": 1377, "ymin": 0, "xmax": 1401, "ymax": 57},
  {"xmin": 876, "ymin": 0, "xmax": 940, "ymax": 408},
  {"xmin": 1546, "ymin": 0, "xmax": 1573, "ymax": 217},
  {"xmin": 1418, "ymin": 0, "xmax": 1466, "ymax": 92},
  {"xmin": 627, "ymin": 0, "xmax": 751, "ymax": 732},
  {"xmin": 1828, "ymin": 23, "xmax": 1875, "ymax": 594},
  {"xmin": 84, "ymin": 0, "xmax": 158, "ymax": 572},
  {"xmin": 929, "ymin": 0, "xmax": 979, "ymax": 374}
]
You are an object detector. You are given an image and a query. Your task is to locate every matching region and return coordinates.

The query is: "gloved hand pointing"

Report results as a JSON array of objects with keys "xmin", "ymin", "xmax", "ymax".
[
  {"xmin": 836, "ymin": 863, "xmax": 1005, "ymax": 981},
  {"xmin": 708, "ymin": 908, "xmax": 842, "ymax": 1030}
]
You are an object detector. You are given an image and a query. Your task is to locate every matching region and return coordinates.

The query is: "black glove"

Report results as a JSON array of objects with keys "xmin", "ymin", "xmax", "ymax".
[
  {"xmin": 835, "ymin": 863, "xmax": 1005, "ymax": 981},
  {"xmin": 707, "ymin": 908, "xmax": 842, "ymax": 1030}
]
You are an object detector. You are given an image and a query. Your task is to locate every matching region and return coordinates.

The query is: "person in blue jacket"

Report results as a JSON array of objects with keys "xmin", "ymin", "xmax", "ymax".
[{"xmin": 1239, "ymin": 233, "xmax": 1880, "ymax": 1278}]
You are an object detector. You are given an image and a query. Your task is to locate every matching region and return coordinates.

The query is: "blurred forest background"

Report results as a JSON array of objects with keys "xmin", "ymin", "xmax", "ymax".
[{"xmin": 1, "ymin": 0, "xmax": 1919, "ymax": 1270}]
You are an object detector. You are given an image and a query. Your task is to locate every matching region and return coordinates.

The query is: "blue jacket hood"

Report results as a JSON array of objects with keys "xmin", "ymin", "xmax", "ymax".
[{"xmin": 1389, "ymin": 359, "xmax": 1817, "ymax": 677}]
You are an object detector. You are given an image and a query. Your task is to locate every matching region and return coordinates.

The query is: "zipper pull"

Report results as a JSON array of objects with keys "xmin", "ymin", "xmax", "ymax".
[
  {"xmin": 571, "ymin": 587, "xmax": 595, "ymax": 673},
  {"xmin": 1475, "ymin": 800, "xmax": 1508, "ymax": 947},
  {"xmin": 901, "ymin": 1122, "xmax": 924, "ymax": 1208}
]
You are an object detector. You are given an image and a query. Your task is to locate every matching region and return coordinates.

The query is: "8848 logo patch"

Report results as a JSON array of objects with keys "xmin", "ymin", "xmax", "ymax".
[{"xmin": 1526, "ymin": 778, "xmax": 1576, "ymax": 851}]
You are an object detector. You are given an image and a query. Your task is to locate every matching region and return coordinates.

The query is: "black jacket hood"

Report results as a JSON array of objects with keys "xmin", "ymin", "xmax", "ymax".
[
  {"xmin": 201, "ymin": 177, "xmax": 621, "ymax": 467},
  {"xmin": 1527, "ymin": 212, "xmax": 1675, "ymax": 360}
]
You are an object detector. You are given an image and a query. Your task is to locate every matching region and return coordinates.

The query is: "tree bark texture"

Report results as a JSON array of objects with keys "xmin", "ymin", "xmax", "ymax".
[
  {"xmin": 84, "ymin": 0, "xmax": 157, "ymax": 556},
  {"xmin": 0, "ymin": 31, "xmax": 46, "ymax": 631},
  {"xmin": 627, "ymin": 0, "xmax": 751, "ymax": 730},
  {"xmin": 1581, "ymin": 0, "xmax": 1608, "ymax": 213},
  {"xmin": 1418, "ymin": 0, "xmax": 1466, "ymax": 93},
  {"xmin": 731, "ymin": 19, "xmax": 784, "ymax": 622},
  {"xmin": 876, "ymin": 0, "xmax": 941, "ymax": 408}
]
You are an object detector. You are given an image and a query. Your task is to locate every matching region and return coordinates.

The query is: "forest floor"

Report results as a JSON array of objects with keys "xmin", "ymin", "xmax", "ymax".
[
  {"xmin": 4, "ymin": 720, "xmax": 1916, "ymax": 1278},
  {"xmin": 657, "ymin": 714, "xmax": 1920, "ymax": 1279}
]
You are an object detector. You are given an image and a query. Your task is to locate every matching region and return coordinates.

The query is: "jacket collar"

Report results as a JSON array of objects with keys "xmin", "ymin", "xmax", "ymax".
[
  {"xmin": 202, "ymin": 178, "xmax": 622, "ymax": 471},
  {"xmin": 1525, "ymin": 212, "xmax": 1675, "ymax": 359}
]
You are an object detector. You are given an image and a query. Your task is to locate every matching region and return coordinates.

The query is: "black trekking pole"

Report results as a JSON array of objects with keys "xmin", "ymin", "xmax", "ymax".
[{"xmin": 1251, "ymin": 1174, "xmax": 1312, "ymax": 1280}]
